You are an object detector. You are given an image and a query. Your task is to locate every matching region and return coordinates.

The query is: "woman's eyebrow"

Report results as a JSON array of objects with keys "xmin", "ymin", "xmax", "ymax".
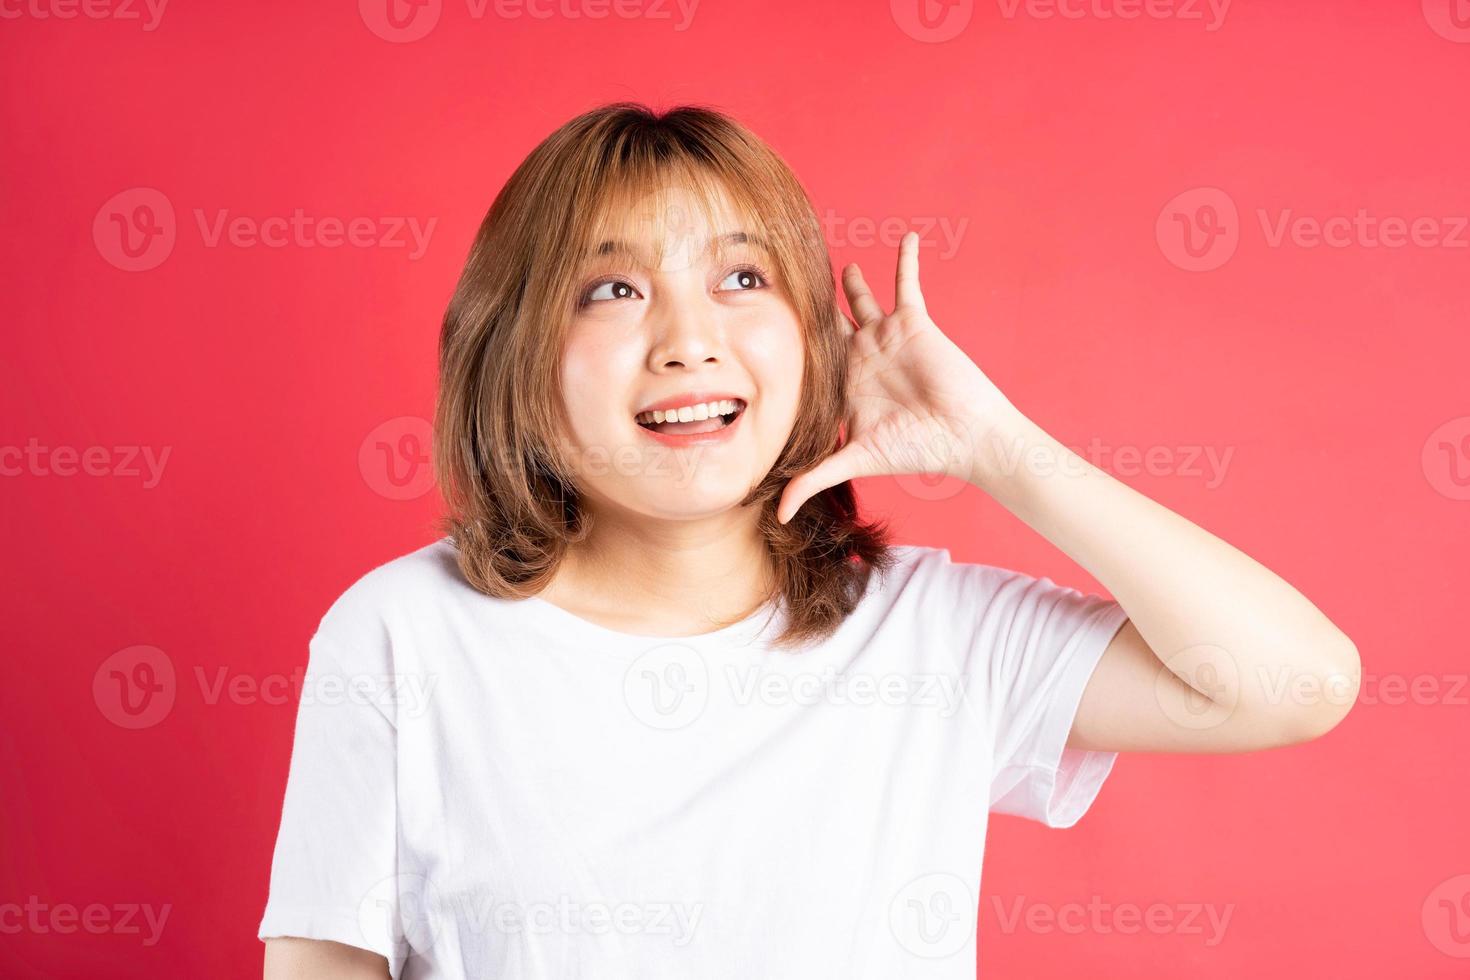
[
  {"xmin": 588, "ymin": 230, "xmax": 772, "ymax": 260},
  {"xmin": 711, "ymin": 231, "xmax": 771, "ymax": 255}
]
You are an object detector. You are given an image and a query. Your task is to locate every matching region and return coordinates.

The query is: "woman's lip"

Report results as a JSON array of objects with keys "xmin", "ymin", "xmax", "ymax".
[{"xmin": 635, "ymin": 403, "xmax": 746, "ymax": 447}]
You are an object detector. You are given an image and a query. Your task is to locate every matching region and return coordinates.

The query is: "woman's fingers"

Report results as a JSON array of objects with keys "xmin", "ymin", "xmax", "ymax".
[
  {"xmin": 843, "ymin": 232, "xmax": 927, "ymax": 331},
  {"xmin": 776, "ymin": 441, "xmax": 873, "ymax": 525},
  {"xmin": 894, "ymin": 230, "xmax": 926, "ymax": 314},
  {"xmin": 842, "ymin": 263, "xmax": 885, "ymax": 328}
]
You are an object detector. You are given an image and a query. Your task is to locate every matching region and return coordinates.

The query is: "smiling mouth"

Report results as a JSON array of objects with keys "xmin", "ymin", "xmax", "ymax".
[{"xmin": 635, "ymin": 399, "xmax": 746, "ymax": 435}]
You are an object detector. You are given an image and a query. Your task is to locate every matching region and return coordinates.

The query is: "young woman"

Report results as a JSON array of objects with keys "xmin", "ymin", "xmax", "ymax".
[{"xmin": 258, "ymin": 103, "xmax": 1360, "ymax": 979}]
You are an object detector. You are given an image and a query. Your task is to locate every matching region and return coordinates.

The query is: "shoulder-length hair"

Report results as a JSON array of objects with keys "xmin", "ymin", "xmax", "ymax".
[{"xmin": 434, "ymin": 101, "xmax": 895, "ymax": 650}]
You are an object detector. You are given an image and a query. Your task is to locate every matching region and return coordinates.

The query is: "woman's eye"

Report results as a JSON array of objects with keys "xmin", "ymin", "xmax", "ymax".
[
  {"xmin": 717, "ymin": 266, "xmax": 769, "ymax": 292},
  {"xmin": 584, "ymin": 279, "xmax": 640, "ymax": 304},
  {"xmin": 581, "ymin": 267, "xmax": 768, "ymax": 307}
]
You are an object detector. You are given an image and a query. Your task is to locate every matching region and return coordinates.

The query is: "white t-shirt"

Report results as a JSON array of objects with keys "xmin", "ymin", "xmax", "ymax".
[{"xmin": 258, "ymin": 539, "xmax": 1128, "ymax": 979}]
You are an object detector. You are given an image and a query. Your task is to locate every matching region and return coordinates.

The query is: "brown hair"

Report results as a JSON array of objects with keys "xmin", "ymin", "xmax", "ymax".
[{"xmin": 434, "ymin": 101, "xmax": 895, "ymax": 650}]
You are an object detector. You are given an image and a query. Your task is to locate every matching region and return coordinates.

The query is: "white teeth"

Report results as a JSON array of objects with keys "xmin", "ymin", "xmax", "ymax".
[{"xmin": 636, "ymin": 399, "xmax": 743, "ymax": 425}]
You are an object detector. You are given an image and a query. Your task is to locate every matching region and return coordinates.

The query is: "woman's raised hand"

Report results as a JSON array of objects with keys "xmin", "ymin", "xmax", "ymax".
[{"xmin": 777, "ymin": 232, "xmax": 1024, "ymax": 524}]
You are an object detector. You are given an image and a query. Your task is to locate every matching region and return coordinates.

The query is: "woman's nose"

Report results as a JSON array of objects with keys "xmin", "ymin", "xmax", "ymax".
[{"xmin": 647, "ymin": 290, "xmax": 724, "ymax": 369}]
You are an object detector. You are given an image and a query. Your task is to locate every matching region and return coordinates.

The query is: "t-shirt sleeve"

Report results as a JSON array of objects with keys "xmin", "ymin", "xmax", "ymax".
[
  {"xmin": 257, "ymin": 624, "xmax": 407, "ymax": 974},
  {"xmin": 929, "ymin": 549, "xmax": 1131, "ymax": 828}
]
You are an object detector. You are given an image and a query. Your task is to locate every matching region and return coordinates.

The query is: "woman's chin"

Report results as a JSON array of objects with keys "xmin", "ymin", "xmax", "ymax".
[{"xmin": 616, "ymin": 483, "xmax": 759, "ymax": 522}]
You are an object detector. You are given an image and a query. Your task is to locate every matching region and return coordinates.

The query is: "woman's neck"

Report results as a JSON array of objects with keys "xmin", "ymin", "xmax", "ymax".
[{"xmin": 538, "ymin": 502, "xmax": 776, "ymax": 637}]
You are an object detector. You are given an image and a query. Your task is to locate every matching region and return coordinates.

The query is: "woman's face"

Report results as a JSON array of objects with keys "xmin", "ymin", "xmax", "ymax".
[{"xmin": 556, "ymin": 185, "xmax": 806, "ymax": 521}]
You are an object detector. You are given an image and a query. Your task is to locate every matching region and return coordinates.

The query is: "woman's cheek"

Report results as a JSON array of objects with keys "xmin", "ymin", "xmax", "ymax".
[
  {"xmin": 561, "ymin": 327, "xmax": 629, "ymax": 424},
  {"xmin": 552, "ymin": 343, "xmax": 601, "ymax": 468},
  {"xmin": 739, "ymin": 315, "xmax": 806, "ymax": 436}
]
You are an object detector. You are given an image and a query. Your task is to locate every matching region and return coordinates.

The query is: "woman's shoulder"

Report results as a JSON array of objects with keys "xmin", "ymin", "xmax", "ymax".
[
  {"xmin": 853, "ymin": 543, "xmax": 999, "ymax": 626},
  {"xmin": 876, "ymin": 542, "xmax": 1008, "ymax": 590},
  {"xmin": 869, "ymin": 542, "xmax": 1062, "ymax": 615},
  {"xmin": 330, "ymin": 536, "xmax": 465, "ymax": 600},
  {"xmin": 310, "ymin": 537, "xmax": 475, "ymax": 655}
]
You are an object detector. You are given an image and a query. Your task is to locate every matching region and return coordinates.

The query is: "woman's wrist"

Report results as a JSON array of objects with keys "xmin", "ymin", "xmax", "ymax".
[{"xmin": 958, "ymin": 402, "xmax": 1043, "ymax": 494}]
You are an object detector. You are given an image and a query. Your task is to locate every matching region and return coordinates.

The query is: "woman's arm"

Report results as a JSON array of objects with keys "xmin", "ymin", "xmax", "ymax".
[
  {"xmin": 969, "ymin": 410, "xmax": 1361, "ymax": 753},
  {"xmin": 777, "ymin": 232, "xmax": 1360, "ymax": 752},
  {"xmin": 264, "ymin": 936, "xmax": 390, "ymax": 979}
]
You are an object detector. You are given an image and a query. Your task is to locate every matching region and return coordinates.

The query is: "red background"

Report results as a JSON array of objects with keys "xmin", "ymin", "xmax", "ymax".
[{"xmin": 4, "ymin": 0, "xmax": 1468, "ymax": 976}]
